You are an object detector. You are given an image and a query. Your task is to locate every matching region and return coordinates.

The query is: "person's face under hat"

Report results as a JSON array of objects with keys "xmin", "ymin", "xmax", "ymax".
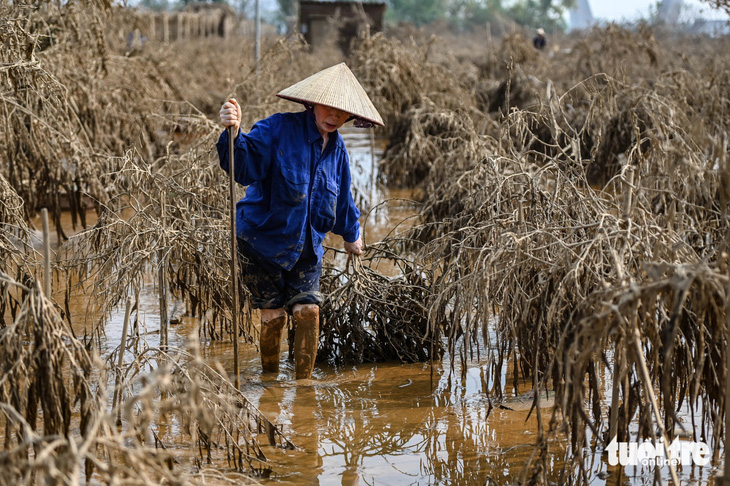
[{"xmin": 313, "ymin": 104, "xmax": 351, "ymax": 136}]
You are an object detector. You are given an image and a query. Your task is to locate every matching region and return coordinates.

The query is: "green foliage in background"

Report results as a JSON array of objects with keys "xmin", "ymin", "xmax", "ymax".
[
  {"xmin": 385, "ymin": 0, "xmax": 448, "ymax": 26},
  {"xmin": 386, "ymin": 0, "xmax": 574, "ymax": 32},
  {"xmin": 138, "ymin": 0, "xmax": 170, "ymax": 11},
  {"xmin": 504, "ymin": 0, "xmax": 574, "ymax": 32}
]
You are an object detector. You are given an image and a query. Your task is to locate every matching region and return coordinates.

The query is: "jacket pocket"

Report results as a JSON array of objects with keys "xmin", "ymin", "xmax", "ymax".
[
  {"xmin": 311, "ymin": 178, "xmax": 339, "ymax": 233},
  {"xmin": 278, "ymin": 163, "xmax": 309, "ymax": 206}
]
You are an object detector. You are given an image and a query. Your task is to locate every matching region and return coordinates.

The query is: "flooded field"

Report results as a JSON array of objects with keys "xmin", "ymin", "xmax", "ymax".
[
  {"xmin": 2, "ymin": 2, "xmax": 730, "ymax": 485},
  {"xmin": 25, "ymin": 132, "xmax": 716, "ymax": 486}
]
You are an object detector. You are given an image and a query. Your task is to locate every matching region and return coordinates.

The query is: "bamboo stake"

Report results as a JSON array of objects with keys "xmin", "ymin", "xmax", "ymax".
[
  {"xmin": 159, "ymin": 195, "xmax": 168, "ymax": 349},
  {"xmin": 724, "ymin": 271, "xmax": 730, "ymax": 485},
  {"xmin": 228, "ymin": 125, "xmax": 241, "ymax": 390},
  {"xmin": 370, "ymin": 127, "xmax": 376, "ymax": 200},
  {"xmin": 621, "ymin": 167, "xmax": 635, "ymax": 219},
  {"xmin": 722, "ymin": 131, "xmax": 729, "ymax": 486},
  {"xmin": 725, "ymin": 203, "xmax": 730, "ymax": 486},
  {"xmin": 254, "ymin": 0, "xmax": 261, "ymax": 63},
  {"xmin": 163, "ymin": 13, "xmax": 169, "ymax": 43},
  {"xmin": 114, "ymin": 296, "xmax": 133, "ymax": 426},
  {"xmin": 41, "ymin": 208, "xmax": 51, "ymax": 297}
]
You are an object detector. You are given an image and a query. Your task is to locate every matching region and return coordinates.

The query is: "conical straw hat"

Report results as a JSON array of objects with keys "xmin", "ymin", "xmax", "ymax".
[{"xmin": 277, "ymin": 62, "xmax": 384, "ymax": 127}]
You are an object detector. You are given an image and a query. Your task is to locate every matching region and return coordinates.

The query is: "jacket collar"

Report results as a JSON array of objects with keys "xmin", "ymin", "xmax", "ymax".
[{"xmin": 304, "ymin": 109, "xmax": 343, "ymax": 150}]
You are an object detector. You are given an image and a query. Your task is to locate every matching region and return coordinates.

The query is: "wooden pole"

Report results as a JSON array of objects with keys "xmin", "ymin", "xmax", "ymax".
[
  {"xmin": 486, "ymin": 21, "xmax": 492, "ymax": 60},
  {"xmin": 228, "ymin": 126, "xmax": 241, "ymax": 390},
  {"xmin": 162, "ymin": 13, "xmax": 169, "ymax": 43},
  {"xmin": 41, "ymin": 208, "xmax": 51, "ymax": 297},
  {"xmin": 254, "ymin": 0, "xmax": 261, "ymax": 64},
  {"xmin": 622, "ymin": 167, "xmax": 635, "ymax": 219},
  {"xmin": 723, "ymin": 130, "xmax": 730, "ymax": 484},
  {"xmin": 725, "ymin": 272, "xmax": 730, "ymax": 485},
  {"xmin": 369, "ymin": 128, "xmax": 376, "ymax": 199},
  {"xmin": 159, "ymin": 196, "xmax": 168, "ymax": 349},
  {"xmin": 114, "ymin": 296, "xmax": 133, "ymax": 426},
  {"xmin": 721, "ymin": 133, "xmax": 730, "ymax": 486},
  {"xmin": 725, "ymin": 195, "xmax": 730, "ymax": 486},
  {"xmin": 158, "ymin": 255, "xmax": 168, "ymax": 348}
]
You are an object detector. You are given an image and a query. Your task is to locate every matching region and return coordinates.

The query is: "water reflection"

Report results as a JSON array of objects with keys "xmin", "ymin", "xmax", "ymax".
[{"xmin": 230, "ymin": 352, "xmax": 562, "ymax": 485}]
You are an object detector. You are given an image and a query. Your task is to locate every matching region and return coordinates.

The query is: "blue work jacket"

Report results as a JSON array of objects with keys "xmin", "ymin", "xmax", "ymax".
[{"xmin": 217, "ymin": 110, "xmax": 360, "ymax": 271}]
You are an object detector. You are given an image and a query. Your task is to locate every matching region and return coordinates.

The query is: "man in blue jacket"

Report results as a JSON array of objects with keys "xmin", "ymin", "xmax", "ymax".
[{"xmin": 217, "ymin": 63, "xmax": 384, "ymax": 379}]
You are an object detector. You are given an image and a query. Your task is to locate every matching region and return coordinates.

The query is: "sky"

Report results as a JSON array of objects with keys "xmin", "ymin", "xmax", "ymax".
[{"xmin": 588, "ymin": 0, "xmax": 729, "ymax": 22}]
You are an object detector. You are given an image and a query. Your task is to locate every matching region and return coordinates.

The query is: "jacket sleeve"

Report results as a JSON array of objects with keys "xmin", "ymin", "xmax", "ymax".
[
  {"xmin": 217, "ymin": 115, "xmax": 277, "ymax": 186},
  {"xmin": 332, "ymin": 152, "xmax": 360, "ymax": 243}
]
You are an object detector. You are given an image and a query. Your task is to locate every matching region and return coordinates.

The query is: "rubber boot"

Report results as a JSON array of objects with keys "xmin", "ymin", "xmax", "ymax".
[
  {"xmin": 293, "ymin": 304, "xmax": 319, "ymax": 379},
  {"xmin": 260, "ymin": 309, "xmax": 286, "ymax": 373}
]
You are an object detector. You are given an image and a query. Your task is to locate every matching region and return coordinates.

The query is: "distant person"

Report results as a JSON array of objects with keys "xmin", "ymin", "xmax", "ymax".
[
  {"xmin": 217, "ymin": 63, "xmax": 384, "ymax": 380},
  {"xmin": 533, "ymin": 28, "xmax": 546, "ymax": 50}
]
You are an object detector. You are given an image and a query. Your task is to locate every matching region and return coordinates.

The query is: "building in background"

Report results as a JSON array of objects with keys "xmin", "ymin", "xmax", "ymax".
[
  {"xmin": 689, "ymin": 18, "xmax": 730, "ymax": 35},
  {"xmin": 568, "ymin": 0, "xmax": 594, "ymax": 30},
  {"xmin": 658, "ymin": 0, "xmax": 684, "ymax": 23}
]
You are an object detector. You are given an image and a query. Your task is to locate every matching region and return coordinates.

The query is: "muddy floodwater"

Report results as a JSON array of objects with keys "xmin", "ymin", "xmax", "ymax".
[{"xmin": 41, "ymin": 130, "xmax": 718, "ymax": 486}]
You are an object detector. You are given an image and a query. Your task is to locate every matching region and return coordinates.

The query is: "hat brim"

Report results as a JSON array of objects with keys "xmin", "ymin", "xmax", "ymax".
[
  {"xmin": 276, "ymin": 63, "xmax": 385, "ymax": 127},
  {"xmin": 276, "ymin": 94, "xmax": 384, "ymax": 127}
]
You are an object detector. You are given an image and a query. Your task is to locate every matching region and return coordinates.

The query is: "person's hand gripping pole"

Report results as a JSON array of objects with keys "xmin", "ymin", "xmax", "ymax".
[{"xmin": 220, "ymin": 98, "xmax": 242, "ymax": 134}]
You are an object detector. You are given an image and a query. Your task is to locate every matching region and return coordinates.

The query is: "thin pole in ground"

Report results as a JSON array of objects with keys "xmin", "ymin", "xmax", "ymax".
[
  {"xmin": 159, "ymin": 196, "xmax": 168, "ymax": 348},
  {"xmin": 228, "ymin": 125, "xmax": 241, "ymax": 390},
  {"xmin": 41, "ymin": 208, "xmax": 51, "ymax": 296},
  {"xmin": 114, "ymin": 296, "xmax": 133, "ymax": 426},
  {"xmin": 724, "ymin": 227, "xmax": 730, "ymax": 486},
  {"xmin": 721, "ymin": 134, "xmax": 729, "ymax": 486},
  {"xmin": 369, "ymin": 127, "xmax": 376, "ymax": 200},
  {"xmin": 254, "ymin": 0, "xmax": 261, "ymax": 64},
  {"xmin": 724, "ymin": 277, "xmax": 730, "ymax": 486}
]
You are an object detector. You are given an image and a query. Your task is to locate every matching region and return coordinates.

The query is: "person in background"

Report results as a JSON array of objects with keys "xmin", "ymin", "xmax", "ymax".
[
  {"xmin": 217, "ymin": 63, "xmax": 384, "ymax": 380},
  {"xmin": 533, "ymin": 27, "xmax": 547, "ymax": 50}
]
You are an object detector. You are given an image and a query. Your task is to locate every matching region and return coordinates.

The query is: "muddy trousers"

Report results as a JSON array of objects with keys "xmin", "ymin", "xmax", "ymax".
[{"xmin": 259, "ymin": 304, "xmax": 319, "ymax": 379}]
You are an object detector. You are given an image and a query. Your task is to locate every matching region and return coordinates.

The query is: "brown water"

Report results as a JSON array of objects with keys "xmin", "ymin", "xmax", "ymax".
[
  {"xmin": 31, "ymin": 129, "xmax": 719, "ymax": 485},
  {"xmin": 184, "ymin": 327, "xmax": 555, "ymax": 485}
]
